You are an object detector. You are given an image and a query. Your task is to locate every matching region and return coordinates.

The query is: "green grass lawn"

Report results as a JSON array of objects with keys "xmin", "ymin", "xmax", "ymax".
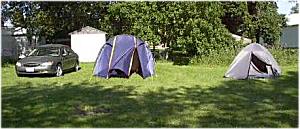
[{"xmin": 1, "ymin": 62, "xmax": 298, "ymax": 127}]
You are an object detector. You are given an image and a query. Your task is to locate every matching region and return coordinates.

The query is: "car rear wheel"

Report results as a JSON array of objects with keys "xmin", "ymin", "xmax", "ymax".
[
  {"xmin": 74, "ymin": 61, "xmax": 80, "ymax": 72},
  {"xmin": 56, "ymin": 64, "xmax": 63, "ymax": 77}
]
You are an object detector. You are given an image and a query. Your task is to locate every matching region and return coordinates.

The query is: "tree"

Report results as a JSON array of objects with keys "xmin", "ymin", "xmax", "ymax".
[
  {"xmin": 101, "ymin": 2, "xmax": 237, "ymax": 56},
  {"xmin": 3, "ymin": 1, "xmax": 110, "ymax": 44},
  {"xmin": 1, "ymin": 1, "xmax": 12, "ymax": 27},
  {"xmin": 220, "ymin": 2, "xmax": 284, "ymax": 45},
  {"xmin": 221, "ymin": 2, "xmax": 248, "ymax": 35},
  {"xmin": 36, "ymin": 2, "xmax": 109, "ymax": 40},
  {"xmin": 255, "ymin": 2, "xmax": 283, "ymax": 45},
  {"xmin": 4, "ymin": 1, "xmax": 282, "ymax": 57},
  {"xmin": 2, "ymin": 2, "xmax": 42, "ymax": 47}
]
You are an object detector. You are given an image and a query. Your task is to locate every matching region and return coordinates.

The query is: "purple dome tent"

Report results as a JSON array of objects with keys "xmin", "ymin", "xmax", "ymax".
[{"xmin": 93, "ymin": 34, "xmax": 155, "ymax": 79}]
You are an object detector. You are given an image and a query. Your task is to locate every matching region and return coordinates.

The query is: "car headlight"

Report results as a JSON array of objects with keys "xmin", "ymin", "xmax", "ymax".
[
  {"xmin": 16, "ymin": 62, "xmax": 21, "ymax": 67},
  {"xmin": 41, "ymin": 61, "xmax": 53, "ymax": 66}
]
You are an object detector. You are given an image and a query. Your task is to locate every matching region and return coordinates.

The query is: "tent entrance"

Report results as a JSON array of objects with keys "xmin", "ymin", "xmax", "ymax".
[
  {"xmin": 248, "ymin": 54, "xmax": 274, "ymax": 78},
  {"xmin": 108, "ymin": 48, "xmax": 143, "ymax": 78},
  {"xmin": 250, "ymin": 54, "xmax": 269, "ymax": 74},
  {"xmin": 108, "ymin": 69, "xmax": 128, "ymax": 78},
  {"xmin": 129, "ymin": 48, "xmax": 143, "ymax": 76}
]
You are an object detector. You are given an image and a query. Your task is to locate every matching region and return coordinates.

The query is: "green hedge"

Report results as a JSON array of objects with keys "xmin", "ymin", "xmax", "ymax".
[
  {"xmin": 189, "ymin": 48, "xmax": 240, "ymax": 66},
  {"xmin": 1, "ymin": 58, "xmax": 18, "ymax": 67},
  {"xmin": 165, "ymin": 47, "xmax": 298, "ymax": 66},
  {"xmin": 269, "ymin": 48, "xmax": 298, "ymax": 66}
]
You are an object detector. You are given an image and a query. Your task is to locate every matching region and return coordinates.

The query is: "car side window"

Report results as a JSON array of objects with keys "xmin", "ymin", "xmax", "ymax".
[
  {"xmin": 66, "ymin": 47, "xmax": 73, "ymax": 55},
  {"xmin": 62, "ymin": 48, "xmax": 68, "ymax": 56}
]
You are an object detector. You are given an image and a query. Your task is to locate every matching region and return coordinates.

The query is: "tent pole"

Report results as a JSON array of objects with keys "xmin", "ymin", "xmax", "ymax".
[
  {"xmin": 246, "ymin": 53, "xmax": 252, "ymax": 79},
  {"xmin": 128, "ymin": 37, "xmax": 137, "ymax": 76},
  {"xmin": 107, "ymin": 36, "xmax": 117, "ymax": 79}
]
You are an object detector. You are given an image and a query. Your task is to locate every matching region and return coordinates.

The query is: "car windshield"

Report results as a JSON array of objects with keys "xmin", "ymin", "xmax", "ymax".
[{"xmin": 28, "ymin": 47, "xmax": 60, "ymax": 57}]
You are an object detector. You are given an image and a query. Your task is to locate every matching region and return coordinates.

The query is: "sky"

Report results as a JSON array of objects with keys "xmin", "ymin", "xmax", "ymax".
[{"xmin": 277, "ymin": 0, "xmax": 298, "ymax": 15}]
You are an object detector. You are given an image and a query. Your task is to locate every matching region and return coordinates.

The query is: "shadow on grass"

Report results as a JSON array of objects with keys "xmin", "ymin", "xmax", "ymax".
[
  {"xmin": 2, "ymin": 81, "xmax": 186, "ymax": 127},
  {"xmin": 17, "ymin": 68, "xmax": 81, "ymax": 78},
  {"xmin": 189, "ymin": 71, "xmax": 298, "ymax": 127},
  {"xmin": 2, "ymin": 71, "xmax": 298, "ymax": 127}
]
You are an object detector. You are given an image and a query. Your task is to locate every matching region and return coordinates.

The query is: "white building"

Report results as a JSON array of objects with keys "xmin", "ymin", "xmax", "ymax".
[
  {"xmin": 281, "ymin": 13, "xmax": 299, "ymax": 48},
  {"xmin": 1, "ymin": 27, "xmax": 18, "ymax": 60},
  {"xmin": 231, "ymin": 33, "xmax": 252, "ymax": 44},
  {"xmin": 69, "ymin": 26, "xmax": 106, "ymax": 62},
  {"xmin": 1, "ymin": 26, "xmax": 46, "ymax": 60}
]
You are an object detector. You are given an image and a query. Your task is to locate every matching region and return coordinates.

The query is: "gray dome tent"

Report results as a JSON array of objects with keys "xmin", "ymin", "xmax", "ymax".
[{"xmin": 225, "ymin": 43, "xmax": 281, "ymax": 79}]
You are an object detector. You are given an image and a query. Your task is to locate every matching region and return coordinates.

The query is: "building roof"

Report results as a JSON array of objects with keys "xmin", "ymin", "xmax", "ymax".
[
  {"xmin": 286, "ymin": 13, "xmax": 300, "ymax": 26},
  {"xmin": 231, "ymin": 33, "xmax": 252, "ymax": 44},
  {"xmin": 38, "ymin": 44, "xmax": 69, "ymax": 48},
  {"xmin": 69, "ymin": 26, "xmax": 106, "ymax": 35},
  {"xmin": 13, "ymin": 27, "xmax": 27, "ymax": 36},
  {"xmin": 1, "ymin": 27, "xmax": 27, "ymax": 36}
]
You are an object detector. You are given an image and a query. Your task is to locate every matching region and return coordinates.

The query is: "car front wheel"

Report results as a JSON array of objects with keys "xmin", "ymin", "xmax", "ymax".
[
  {"xmin": 16, "ymin": 73, "xmax": 22, "ymax": 77},
  {"xmin": 56, "ymin": 64, "xmax": 63, "ymax": 77}
]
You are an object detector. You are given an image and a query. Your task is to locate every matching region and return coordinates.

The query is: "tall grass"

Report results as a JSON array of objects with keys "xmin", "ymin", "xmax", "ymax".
[
  {"xmin": 188, "ymin": 47, "xmax": 298, "ymax": 66},
  {"xmin": 189, "ymin": 48, "xmax": 239, "ymax": 66},
  {"xmin": 269, "ymin": 48, "xmax": 298, "ymax": 66}
]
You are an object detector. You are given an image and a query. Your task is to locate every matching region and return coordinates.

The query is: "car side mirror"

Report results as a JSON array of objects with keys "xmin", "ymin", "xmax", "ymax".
[{"xmin": 18, "ymin": 54, "xmax": 26, "ymax": 59}]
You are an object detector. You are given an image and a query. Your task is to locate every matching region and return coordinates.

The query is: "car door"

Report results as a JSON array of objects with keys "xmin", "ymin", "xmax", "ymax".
[
  {"xmin": 62, "ymin": 47, "xmax": 72, "ymax": 70},
  {"xmin": 66, "ymin": 47, "xmax": 78, "ymax": 68}
]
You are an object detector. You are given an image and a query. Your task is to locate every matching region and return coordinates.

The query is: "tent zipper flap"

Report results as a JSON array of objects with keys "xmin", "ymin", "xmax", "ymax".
[
  {"xmin": 107, "ymin": 36, "xmax": 117, "ymax": 79},
  {"xmin": 246, "ymin": 52, "xmax": 252, "ymax": 79},
  {"xmin": 270, "ymin": 66, "xmax": 277, "ymax": 76},
  {"xmin": 128, "ymin": 37, "xmax": 137, "ymax": 77}
]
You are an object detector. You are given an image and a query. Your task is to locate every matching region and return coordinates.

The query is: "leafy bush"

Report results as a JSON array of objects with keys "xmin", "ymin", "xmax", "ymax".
[
  {"xmin": 1, "ymin": 58, "xmax": 17, "ymax": 67},
  {"xmin": 189, "ymin": 45, "xmax": 298, "ymax": 66},
  {"xmin": 269, "ymin": 48, "xmax": 298, "ymax": 66},
  {"xmin": 176, "ymin": 20, "xmax": 239, "ymax": 57},
  {"xmin": 189, "ymin": 46, "xmax": 243, "ymax": 66},
  {"xmin": 151, "ymin": 49, "xmax": 170, "ymax": 61}
]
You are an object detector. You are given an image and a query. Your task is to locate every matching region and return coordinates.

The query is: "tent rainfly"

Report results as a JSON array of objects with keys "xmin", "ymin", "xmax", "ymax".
[
  {"xmin": 93, "ymin": 34, "xmax": 155, "ymax": 79},
  {"xmin": 224, "ymin": 43, "xmax": 281, "ymax": 79}
]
